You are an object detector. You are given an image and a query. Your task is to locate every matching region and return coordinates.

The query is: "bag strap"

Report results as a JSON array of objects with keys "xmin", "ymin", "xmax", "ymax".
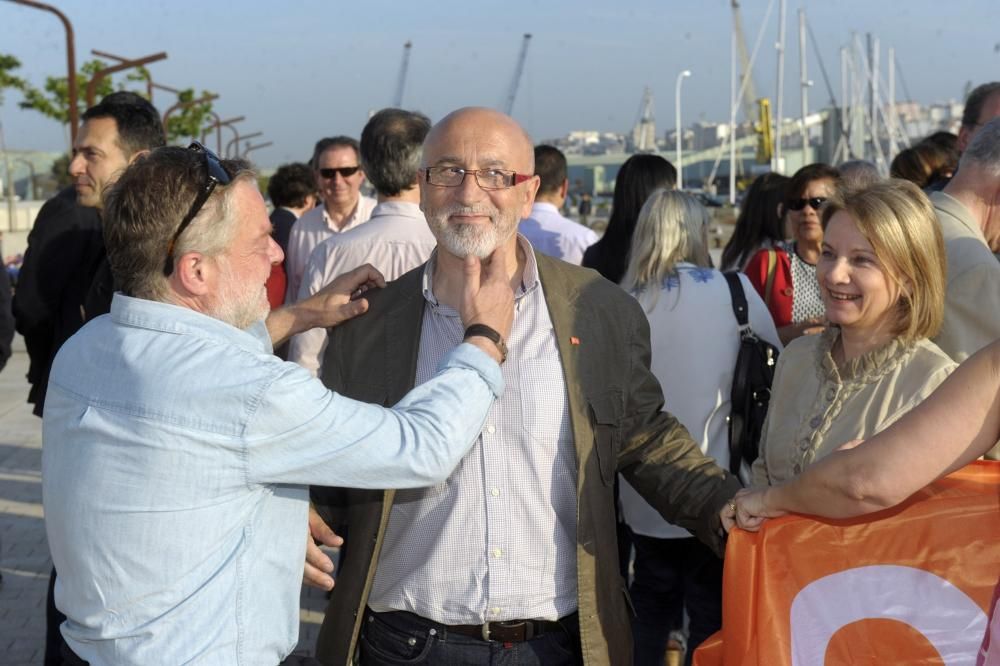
[
  {"xmin": 763, "ymin": 249, "xmax": 778, "ymax": 308},
  {"xmin": 723, "ymin": 272, "xmax": 749, "ymax": 328}
]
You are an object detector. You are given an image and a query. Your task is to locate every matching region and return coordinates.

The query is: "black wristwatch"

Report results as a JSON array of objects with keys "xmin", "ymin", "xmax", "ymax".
[{"xmin": 463, "ymin": 324, "xmax": 508, "ymax": 364}]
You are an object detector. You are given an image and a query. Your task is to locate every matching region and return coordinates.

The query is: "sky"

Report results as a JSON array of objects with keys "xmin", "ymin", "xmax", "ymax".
[{"xmin": 1, "ymin": 0, "xmax": 998, "ymax": 168}]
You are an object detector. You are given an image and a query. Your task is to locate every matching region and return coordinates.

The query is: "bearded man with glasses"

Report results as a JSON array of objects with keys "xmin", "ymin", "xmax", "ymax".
[
  {"xmin": 41, "ymin": 143, "xmax": 517, "ymax": 665},
  {"xmin": 308, "ymin": 107, "xmax": 741, "ymax": 666},
  {"xmin": 285, "ymin": 136, "xmax": 376, "ymax": 304}
]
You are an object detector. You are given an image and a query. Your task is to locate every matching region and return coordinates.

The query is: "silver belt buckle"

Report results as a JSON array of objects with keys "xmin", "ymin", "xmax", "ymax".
[{"xmin": 481, "ymin": 621, "xmax": 491, "ymax": 641}]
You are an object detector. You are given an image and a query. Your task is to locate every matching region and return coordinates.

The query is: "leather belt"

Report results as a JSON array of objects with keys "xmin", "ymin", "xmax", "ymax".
[{"xmin": 377, "ymin": 610, "xmax": 577, "ymax": 643}]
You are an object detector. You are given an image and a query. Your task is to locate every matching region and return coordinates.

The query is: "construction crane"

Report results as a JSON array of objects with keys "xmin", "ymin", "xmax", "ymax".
[
  {"xmin": 756, "ymin": 98, "xmax": 774, "ymax": 164},
  {"xmin": 503, "ymin": 34, "xmax": 532, "ymax": 115},
  {"xmin": 393, "ymin": 41, "xmax": 412, "ymax": 108},
  {"xmin": 632, "ymin": 87, "xmax": 656, "ymax": 153},
  {"xmin": 732, "ymin": 0, "xmax": 773, "ymax": 167}
]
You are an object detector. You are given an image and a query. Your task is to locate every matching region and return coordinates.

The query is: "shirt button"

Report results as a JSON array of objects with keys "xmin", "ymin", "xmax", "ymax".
[
  {"xmin": 826, "ymin": 388, "xmax": 836, "ymax": 401},
  {"xmin": 485, "ymin": 425, "xmax": 496, "ymax": 435},
  {"xmin": 793, "ymin": 463, "xmax": 802, "ymax": 474},
  {"xmin": 492, "ymin": 547, "xmax": 503, "ymax": 558},
  {"xmin": 490, "ymin": 487, "xmax": 500, "ymax": 497},
  {"xmin": 809, "ymin": 416, "xmax": 821, "ymax": 428},
  {"xmin": 799, "ymin": 440, "xmax": 810, "ymax": 451}
]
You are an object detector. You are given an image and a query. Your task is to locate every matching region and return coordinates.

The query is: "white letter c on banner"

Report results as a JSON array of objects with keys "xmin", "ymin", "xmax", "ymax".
[{"xmin": 790, "ymin": 565, "xmax": 986, "ymax": 665}]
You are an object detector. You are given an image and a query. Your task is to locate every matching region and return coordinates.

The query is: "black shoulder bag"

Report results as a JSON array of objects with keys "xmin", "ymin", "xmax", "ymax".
[{"xmin": 723, "ymin": 272, "xmax": 780, "ymax": 476}]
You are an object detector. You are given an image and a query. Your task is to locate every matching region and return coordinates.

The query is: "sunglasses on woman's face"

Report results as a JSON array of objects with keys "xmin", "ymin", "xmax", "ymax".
[{"xmin": 788, "ymin": 197, "xmax": 827, "ymax": 212}]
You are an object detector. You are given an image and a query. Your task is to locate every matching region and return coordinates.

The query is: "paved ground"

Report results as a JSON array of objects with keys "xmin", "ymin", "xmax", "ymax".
[{"xmin": 0, "ymin": 336, "xmax": 330, "ymax": 664}]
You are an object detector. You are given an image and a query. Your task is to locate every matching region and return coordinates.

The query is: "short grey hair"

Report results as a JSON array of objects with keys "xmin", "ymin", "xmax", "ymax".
[
  {"xmin": 837, "ymin": 160, "xmax": 881, "ymax": 193},
  {"xmin": 103, "ymin": 147, "xmax": 254, "ymax": 301},
  {"xmin": 960, "ymin": 116, "xmax": 1000, "ymax": 177}
]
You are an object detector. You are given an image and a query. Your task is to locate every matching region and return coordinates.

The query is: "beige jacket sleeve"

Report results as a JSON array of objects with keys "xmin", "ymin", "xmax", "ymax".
[{"xmin": 935, "ymin": 262, "xmax": 1000, "ymax": 363}]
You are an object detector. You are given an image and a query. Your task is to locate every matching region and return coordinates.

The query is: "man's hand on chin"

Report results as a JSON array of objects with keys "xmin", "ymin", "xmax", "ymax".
[{"xmin": 265, "ymin": 264, "xmax": 386, "ymax": 345}]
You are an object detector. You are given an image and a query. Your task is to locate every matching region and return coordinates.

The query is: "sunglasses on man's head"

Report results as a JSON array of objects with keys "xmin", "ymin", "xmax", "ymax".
[
  {"xmin": 787, "ymin": 197, "xmax": 827, "ymax": 212},
  {"xmin": 318, "ymin": 166, "xmax": 360, "ymax": 179},
  {"xmin": 163, "ymin": 142, "xmax": 232, "ymax": 276}
]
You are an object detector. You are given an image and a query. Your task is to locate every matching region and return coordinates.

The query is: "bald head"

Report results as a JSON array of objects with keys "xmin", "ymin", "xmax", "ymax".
[
  {"xmin": 423, "ymin": 107, "xmax": 535, "ymax": 174},
  {"xmin": 419, "ymin": 107, "xmax": 540, "ymax": 259}
]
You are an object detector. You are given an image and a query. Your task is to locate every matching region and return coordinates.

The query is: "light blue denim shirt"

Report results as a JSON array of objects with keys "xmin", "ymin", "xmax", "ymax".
[{"xmin": 41, "ymin": 294, "xmax": 503, "ymax": 665}]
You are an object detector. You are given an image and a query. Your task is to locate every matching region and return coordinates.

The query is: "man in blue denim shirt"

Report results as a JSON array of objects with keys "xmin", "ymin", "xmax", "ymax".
[{"xmin": 41, "ymin": 144, "xmax": 515, "ymax": 666}]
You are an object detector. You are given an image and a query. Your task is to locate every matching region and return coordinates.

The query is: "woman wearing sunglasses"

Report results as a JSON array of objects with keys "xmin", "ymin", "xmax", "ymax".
[
  {"xmin": 744, "ymin": 163, "xmax": 840, "ymax": 345},
  {"xmin": 749, "ymin": 179, "xmax": 956, "ymax": 488}
]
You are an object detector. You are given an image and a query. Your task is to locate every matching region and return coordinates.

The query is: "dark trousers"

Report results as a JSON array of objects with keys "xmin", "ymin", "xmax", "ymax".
[
  {"xmin": 629, "ymin": 535, "xmax": 723, "ymax": 666},
  {"xmin": 359, "ymin": 609, "xmax": 582, "ymax": 665},
  {"xmin": 46, "ymin": 568, "xmax": 70, "ymax": 666}
]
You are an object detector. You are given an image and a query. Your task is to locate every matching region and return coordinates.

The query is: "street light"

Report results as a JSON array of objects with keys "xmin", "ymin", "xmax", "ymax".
[
  {"xmin": 162, "ymin": 94, "xmax": 220, "ymax": 144},
  {"xmin": 91, "ymin": 50, "xmax": 179, "ymax": 104},
  {"xmin": 85, "ymin": 52, "xmax": 167, "ymax": 108},
  {"xmin": 675, "ymin": 69, "xmax": 692, "ymax": 190},
  {"xmin": 8, "ymin": 0, "xmax": 78, "ymax": 147},
  {"xmin": 226, "ymin": 131, "xmax": 261, "ymax": 158},
  {"xmin": 243, "ymin": 141, "xmax": 273, "ymax": 159}
]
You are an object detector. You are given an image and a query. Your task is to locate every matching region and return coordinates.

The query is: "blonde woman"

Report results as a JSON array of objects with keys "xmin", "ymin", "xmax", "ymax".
[
  {"xmin": 618, "ymin": 190, "xmax": 780, "ymax": 665},
  {"xmin": 751, "ymin": 179, "xmax": 956, "ymax": 487}
]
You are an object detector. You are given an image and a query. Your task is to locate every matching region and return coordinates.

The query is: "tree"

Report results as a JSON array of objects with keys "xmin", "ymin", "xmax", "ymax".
[
  {"xmin": 15, "ymin": 57, "xmax": 216, "ymax": 145},
  {"xmin": 0, "ymin": 54, "xmax": 27, "ymax": 105},
  {"xmin": 18, "ymin": 59, "xmax": 115, "ymax": 124},
  {"xmin": 163, "ymin": 88, "xmax": 215, "ymax": 144},
  {"xmin": 49, "ymin": 153, "xmax": 73, "ymax": 189}
]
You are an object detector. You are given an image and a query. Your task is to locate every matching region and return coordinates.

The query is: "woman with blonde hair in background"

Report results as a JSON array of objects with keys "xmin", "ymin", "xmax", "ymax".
[
  {"xmin": 619, "ymin": 190, "xmax": 780, "ymax": 665},
  {"xmin": 751, "ymin": 179, "xmax": 956, "ymax": 487}
]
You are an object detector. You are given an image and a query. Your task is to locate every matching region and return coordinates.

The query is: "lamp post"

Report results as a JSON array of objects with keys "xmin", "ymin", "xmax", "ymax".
[
  {"xmin": 242, "ymin": 141, "xmax": 273, "ymax": 159},
  {"xmin": 162, "ymin": 94, "xmax": 219, "ymax": 143},
  {"xmin": 201, "ymin": 114, "xmax": 244, "ymax": 154},
  {"xmin": 8, "ymin": 0, "xmax": 78, "ymax": 147},
  {"xmin": 226, "ymin": 131, "xmax": 261, "ymax": 158},
  {"xmin": 85, "ymin": 52, "xmax": 167, "ymax": 108},
  {"xmin": 91, "ymin": 50, "xmax": 179, "ymax": 104},
  {"xmin": 675, "ymin": 69, "xmax": 691, "ymax": 190}
]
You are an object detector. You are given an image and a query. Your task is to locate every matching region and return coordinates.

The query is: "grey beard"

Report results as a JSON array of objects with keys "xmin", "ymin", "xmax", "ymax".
[{"xmin": 426, "ymin": 205, "xmax": 518, "ymax": 259}]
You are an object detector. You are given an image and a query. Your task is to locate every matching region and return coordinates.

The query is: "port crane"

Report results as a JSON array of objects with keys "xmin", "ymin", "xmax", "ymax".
[
  {"xmin": 503, "ymin": 34, "xmax": 532, "ymax": 115},
  {"xmin": 393, "ymin": 41, "xmax": 412, "ymax": 108}
]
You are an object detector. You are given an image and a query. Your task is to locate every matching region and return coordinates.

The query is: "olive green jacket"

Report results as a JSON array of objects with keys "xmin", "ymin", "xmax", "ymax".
[{"xmin": 310, "ymin": 252, "xmax": 741, "ymax": 665}]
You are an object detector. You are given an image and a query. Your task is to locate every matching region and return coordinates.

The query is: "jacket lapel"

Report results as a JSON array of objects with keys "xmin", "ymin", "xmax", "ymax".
[
  {"xmin": 536, "ymin": 253, "xmax": 590, "ymax": 470},
  {"xmin": 383, "ymin": 266, "xmax": 426, "ymax": 404}
]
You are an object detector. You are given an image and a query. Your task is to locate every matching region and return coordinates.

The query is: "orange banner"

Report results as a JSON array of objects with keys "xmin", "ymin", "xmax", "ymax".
[{"xmin": 694, "ymin": 461, "xmax": 1000, "ymax": 665}]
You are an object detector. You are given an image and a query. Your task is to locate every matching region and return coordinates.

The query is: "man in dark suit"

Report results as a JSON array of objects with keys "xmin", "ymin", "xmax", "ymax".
[
  {"xmin": 309, "ymin": 107, "xmax": 741, "ymax": 666},
  {"xmin": 12, "ymin": 186, "xmax": 102, "ymax": 416}
]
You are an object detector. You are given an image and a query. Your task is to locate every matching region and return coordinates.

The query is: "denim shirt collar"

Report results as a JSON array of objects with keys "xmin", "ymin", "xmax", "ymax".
[{"xmin": 110, "ymin": 293, "xmax": 273, "ymax": 355}]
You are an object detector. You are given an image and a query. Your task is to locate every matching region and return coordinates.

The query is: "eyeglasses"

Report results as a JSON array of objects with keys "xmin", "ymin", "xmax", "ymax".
[
  {"xmin": 788, "ymin": 196, "xmax": 828, "ymax": 212},
  {"xmin": 424, "ymin": 166, "xmax": 533, "ymax": 191},
  {"xmin": 318, "ymin": 166, "xmax": 360, "ymax": 179},
  {"xmin": 164, "ymin": 142, "xmax": 232, "ymax": 276}
]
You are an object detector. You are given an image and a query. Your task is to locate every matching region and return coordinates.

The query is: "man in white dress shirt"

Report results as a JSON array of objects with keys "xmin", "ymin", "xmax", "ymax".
[
  {"xmin": 518, "ymin": 145, "xmax": 598, "ymax": 265},
  {"xmin": 289, "ymin": 109, "xmax": 438, "ymax": 376},
  {"xmin": 284, "ymin": 136, "xmax": 376, "ymax": 303}
]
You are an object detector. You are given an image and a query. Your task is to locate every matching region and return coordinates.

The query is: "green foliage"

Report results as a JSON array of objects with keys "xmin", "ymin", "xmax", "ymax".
[
  {"xmin": 164, "ymin": 88, "xmax": 215, "ymax": 144},
  {"xmin": 11, "ymin": 55, "xmax": 216, "ymax": 146},
  {"xmin": 18, "ymin": 59, "xmax": 116, "ymax": 124},
  {"xmin": 0, "ymin": 54, "xmax": 28, "ymax": 105}
]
